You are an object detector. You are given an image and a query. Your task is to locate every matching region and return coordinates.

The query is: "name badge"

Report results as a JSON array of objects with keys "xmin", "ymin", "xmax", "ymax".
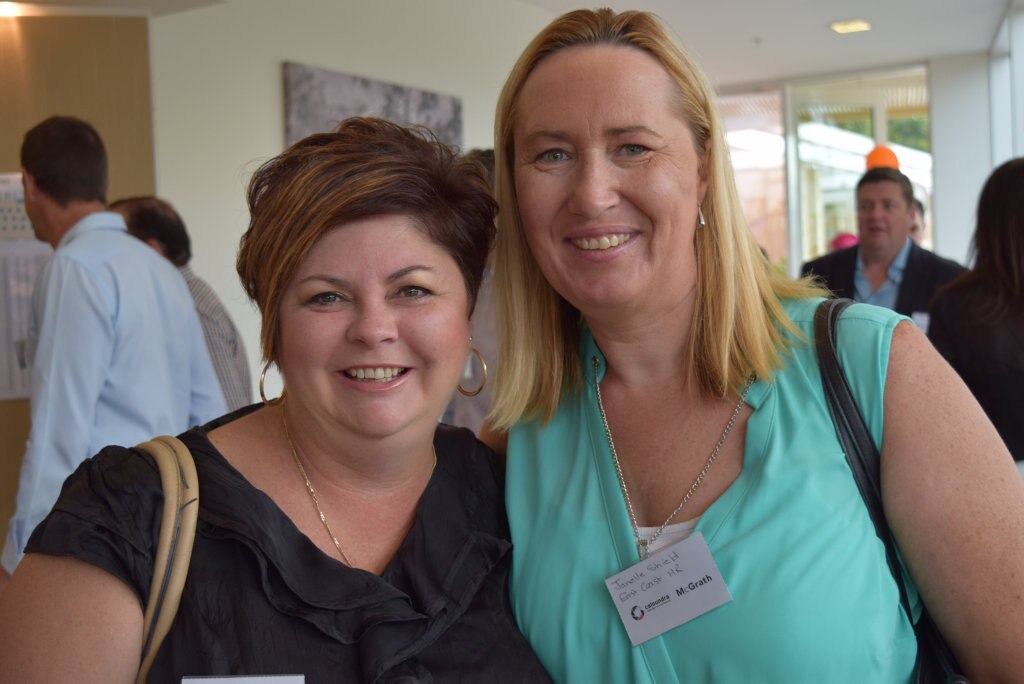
[
  {"xmin": 183, "ymin": 677, "xmax": 304, "ymax": 683},
  {"xmin": 604, "ymin": 532, "xmax": 731, "ymax": 646}
]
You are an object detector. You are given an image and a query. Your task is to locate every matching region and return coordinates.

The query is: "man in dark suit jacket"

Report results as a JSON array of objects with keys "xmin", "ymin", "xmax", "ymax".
[{"xmin": 802, "ymin": 167, "xmax": 964, "ymax": 322}]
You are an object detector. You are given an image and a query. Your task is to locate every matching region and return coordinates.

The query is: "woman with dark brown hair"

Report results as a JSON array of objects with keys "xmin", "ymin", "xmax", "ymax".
[
  {"xmin": 0, "ymin": 118, "xmax": 549, "ymax": 682},
  {"xmin": 929, "ymin": 157, "xmax": 1024, "ymax": 469}
]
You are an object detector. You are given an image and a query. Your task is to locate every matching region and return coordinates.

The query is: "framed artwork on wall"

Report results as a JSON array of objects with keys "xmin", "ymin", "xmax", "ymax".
[{"xmin": 283, "ymin": 62, "xmax": 463, "ymax": 148}]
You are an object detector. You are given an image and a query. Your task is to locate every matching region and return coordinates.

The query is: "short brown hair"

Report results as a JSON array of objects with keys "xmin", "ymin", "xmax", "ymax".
[
  {"xmin": 857, "ymin": 167, "xmax": 914, "ymax": 208},
  {"xmin": 237, "ymin": 117, "xmax": 496, "ymax": 365},
  {"xmin": 21, "ymin": 116, "xmax": 108, "ymax": 206},
  {"xmin": 110, "ymin": 196, "xmax": 192, "ymax": 267}
]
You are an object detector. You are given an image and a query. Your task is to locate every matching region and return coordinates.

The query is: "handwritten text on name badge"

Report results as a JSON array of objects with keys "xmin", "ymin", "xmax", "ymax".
[{"xmin": 604, "ymin": 532, "xmax": 732, "ymax": 646}]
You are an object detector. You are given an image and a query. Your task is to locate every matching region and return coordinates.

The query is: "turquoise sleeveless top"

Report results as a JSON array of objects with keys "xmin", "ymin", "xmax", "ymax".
[{"xmin": 506, "ymin": 298, "xmax": 921, "ymax": 683}]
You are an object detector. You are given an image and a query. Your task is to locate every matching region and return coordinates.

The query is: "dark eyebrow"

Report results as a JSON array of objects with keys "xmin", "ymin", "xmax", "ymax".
[
  {"xmin": 296, "ymin": 265, "xmax": 433, "ymax": 288},
  {"xmin": 387, "ymin": 265, "xmax": 433, "ymax": 282},
  {"xmin": 296, "ymin": 274, "xmax": 351, "ymax": 288}
]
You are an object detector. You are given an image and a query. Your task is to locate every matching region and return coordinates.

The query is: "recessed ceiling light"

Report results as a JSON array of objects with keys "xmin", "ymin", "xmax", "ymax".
[
  {"xmin": 830, "ymin": 19, "xmax": 872, "ymax": 34},
  {"xmin": 0, "ymin": 2, "xmax": 21, "ymax": 18}
]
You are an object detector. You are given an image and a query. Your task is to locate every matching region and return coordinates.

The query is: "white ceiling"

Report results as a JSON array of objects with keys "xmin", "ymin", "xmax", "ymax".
[
  {"xmin": 516, "ymin": 0, "xmax": 1013, "ymax": 88},
  {"xmin": 10, "ymin": 0, "xmax": 221, "ymax": 17},
  {"xmin": 13, "ymin": 0, "xmax": 1016, "ymax": 87}
]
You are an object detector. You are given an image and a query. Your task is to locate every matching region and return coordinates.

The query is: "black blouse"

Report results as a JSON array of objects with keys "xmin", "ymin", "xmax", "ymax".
[
  {"xmin": 929, "ymin": 285, "xmax": 1024, "ymax": 461},
  {"xmin": 27, "ymin": 407, "xmax": 550, "ymax": 683}
]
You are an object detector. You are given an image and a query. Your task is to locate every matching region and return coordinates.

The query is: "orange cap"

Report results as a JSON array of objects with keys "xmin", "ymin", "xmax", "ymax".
[{"xmin": 866, "ymin": 145, "xmax": 899, "ymax": 170}]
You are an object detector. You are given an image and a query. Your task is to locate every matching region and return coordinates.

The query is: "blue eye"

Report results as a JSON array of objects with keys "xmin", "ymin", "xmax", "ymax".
[
  {"xmin": 620, "ymin": 144, "xmax": 649, "ymax": 156},
  {"xmin": 537, "ymin": 149, "xmax": 569, "ymax": 162},
  {"xmin": 398, "ymin": 285, "xmax": 431, "ymax": 298}
]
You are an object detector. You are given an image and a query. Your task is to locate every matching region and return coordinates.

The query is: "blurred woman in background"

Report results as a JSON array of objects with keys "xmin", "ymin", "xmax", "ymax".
[{"xmin": 929, "ymin": 157, "xmax": 1024, "ymax": 473}]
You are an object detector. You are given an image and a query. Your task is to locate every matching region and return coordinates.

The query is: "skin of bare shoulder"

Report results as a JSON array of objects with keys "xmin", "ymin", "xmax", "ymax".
[
  {"xmin": 0, "ymin": 553, "xmax": 142, "ymax": 682},
  {"xmin": 881, "ymin": 320, "xmax": 1024, "ymax": 681}
]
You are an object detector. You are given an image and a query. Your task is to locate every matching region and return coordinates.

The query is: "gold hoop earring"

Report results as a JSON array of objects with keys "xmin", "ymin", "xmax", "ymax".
[
  {"xmin": 457, "ymin": 347, "xmax": 487, "ymax": 397},
  {"xmin": 259, "ymin": 361, "xmax": 284, "ymax": 407}
]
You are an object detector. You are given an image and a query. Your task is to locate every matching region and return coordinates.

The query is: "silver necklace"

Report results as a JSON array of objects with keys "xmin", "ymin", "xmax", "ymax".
[
  {"xmin": 282, "ymin": 412, "xmax": 436, "ymax": 566},
  {"xmin": 592, "ymin": 357, "xmax": 754, "ymax": 560}
]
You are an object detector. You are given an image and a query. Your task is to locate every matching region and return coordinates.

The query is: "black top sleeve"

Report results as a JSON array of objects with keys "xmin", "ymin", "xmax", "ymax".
[{"xmin": 25, "ymin": 445, "xmax": 163, "ymax": 608}]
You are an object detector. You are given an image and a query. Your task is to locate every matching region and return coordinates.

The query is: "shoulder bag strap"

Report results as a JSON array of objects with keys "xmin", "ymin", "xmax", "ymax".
[
  {"xmin": 814, "ymin": 298, "xmax": 967, "ymax": 684},
  {"xmin": 813, "ymin": 298, "xmax": 907, "ymax": 607},
  {"xmin": 134, "ymin": 435, "xmax": 199, "ymax": 684}
]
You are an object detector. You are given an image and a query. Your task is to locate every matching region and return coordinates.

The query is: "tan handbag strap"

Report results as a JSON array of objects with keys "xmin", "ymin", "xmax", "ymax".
[{"xmin": 135, "ymin": 435, "xmax": 199, "ymax": 684}]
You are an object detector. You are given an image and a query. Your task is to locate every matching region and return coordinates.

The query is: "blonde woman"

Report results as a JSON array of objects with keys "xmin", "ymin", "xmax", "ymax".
[{"xmin": 484, "ymin": 8, "xmax": 1024, "ymax": 682}]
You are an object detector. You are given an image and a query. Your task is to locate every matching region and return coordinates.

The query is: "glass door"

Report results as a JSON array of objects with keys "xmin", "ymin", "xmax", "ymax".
[{"xmin": 784, "ymin": 68, "xmax": 933, "ymax": 273}]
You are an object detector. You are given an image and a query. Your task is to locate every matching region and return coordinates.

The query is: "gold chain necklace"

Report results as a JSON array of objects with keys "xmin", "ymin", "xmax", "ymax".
[
  {"xmin": 282, "ymin": 412, "xmax": 437, "ymax": 566},
  {"xmin": 592, "ymin": 356, "xmax": 754, "ymax": 560}
]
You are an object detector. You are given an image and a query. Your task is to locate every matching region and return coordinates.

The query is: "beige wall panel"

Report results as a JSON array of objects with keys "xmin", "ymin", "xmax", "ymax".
[
  {"xmin": 0, "ymin": 400, "xmax": 30, "ymax": 536},
  {"xmin": 0, "ymin": 15, "xmax": 154, "ymax": 199}
]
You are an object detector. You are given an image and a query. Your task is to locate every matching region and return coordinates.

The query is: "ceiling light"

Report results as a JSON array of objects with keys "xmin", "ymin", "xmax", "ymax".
[
  {"xmin": 0, "ymin": 2, "xmax": 21, "ymax": 17},
  {"xmin": 830, "ymin": 19, "xmax": 872, "ymax": 34}
]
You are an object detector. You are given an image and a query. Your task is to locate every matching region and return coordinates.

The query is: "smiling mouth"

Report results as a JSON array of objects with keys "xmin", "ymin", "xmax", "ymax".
[
  {"xmin": 571, "ymin": 233, "xmax": 633, "ymax": 251},
  {"xmin": 343, "ymin": 367, "xmax": 408, "ymax": 382}
]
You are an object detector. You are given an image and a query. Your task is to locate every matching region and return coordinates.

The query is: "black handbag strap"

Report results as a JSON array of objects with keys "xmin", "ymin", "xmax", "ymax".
[
  {"xmin": 814, "ymin": 298, "xmax": 967, "ymax": 684},
  {"xmin": 813, "ymin": 298, "xmax": 911, "ymax": 615}
]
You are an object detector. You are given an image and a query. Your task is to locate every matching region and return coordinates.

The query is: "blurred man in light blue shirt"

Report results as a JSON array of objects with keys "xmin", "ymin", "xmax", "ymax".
[
  {"xmin": 852, "ymin": 234, "xmax": 913, "ymax": 311},
  {"xmin": 0, "ymin": 117, "xmax": 224, "ymax": 587}
]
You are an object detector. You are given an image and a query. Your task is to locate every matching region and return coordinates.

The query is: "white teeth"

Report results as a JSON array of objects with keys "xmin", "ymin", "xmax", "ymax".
[
  {"xmin": 345, "ymin": 367, "xmax": 403, "ymax": 382},
  {"xmin": 572, "ymin": 233, "xmax": 631, "ymax": 251}
]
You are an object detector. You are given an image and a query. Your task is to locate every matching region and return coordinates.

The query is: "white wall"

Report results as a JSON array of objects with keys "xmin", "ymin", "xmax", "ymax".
[
  {"xmin": 928, "ymin": 53, "xmax": 992, "ymax": 265},
  {"xmin": 150, "ymin": 0, "xmax": 553, "ymax": 397},
  {"xmin": 1006, "ymin": 7, "xmax": 1024, "ymax": 159}
]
